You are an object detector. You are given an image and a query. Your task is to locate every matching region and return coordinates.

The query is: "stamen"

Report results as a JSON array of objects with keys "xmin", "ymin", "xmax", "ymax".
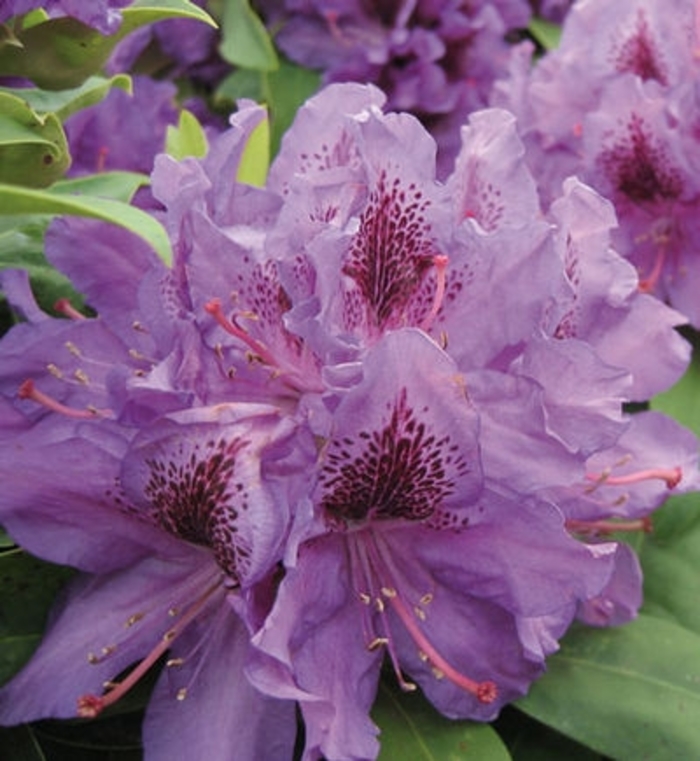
[
  {"xmin": 204, "ymin": 299, "xmax": 278, "ymax": 368},
  {"xmin": 420, "ymin": 255, "xmax": 449, "ymax": 333},
  {"xmin": 385, "ymin": 585, "xmax": 496, "ymax": 703},
  {"xmin": 76, "ymin": 581, "xmax": 221, "ymax": 719},
  {"xmin": 566, "ymin": 516, "xmax": 653, "ymax": 536},
  {"xmin": 585, "ymin": 466, "xmax": 681, "ymax": 489},
  {"xmin": 54, "ymin": 298, "xmax": 86, "ymax": 320},
  {"xmin": 18, "ymin": 379, "xmax": 111, "ymax": 420},
  {"xmin": 369, "ymin": 531, "xmax": 497, "ymax": 704}
]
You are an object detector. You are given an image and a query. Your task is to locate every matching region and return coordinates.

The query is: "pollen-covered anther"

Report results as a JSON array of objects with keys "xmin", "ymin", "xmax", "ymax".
[
  {"xmin": 585, "ymin": 466, "xmax": 682, "ymax": 489},
  {"xmin": 18, "ymin": 379, "xmax": 111, "ymax": 420},
  {"xmin": 176, "ymin": 688, "xmax": 188, "ymax": 701},
  {"xmin": 166, "ymin": 657, "xmax": 185, "ymax": 668},
  {"xmin": 125, "ymin": 612, "xmax": 145, "ymax": 628},
  {"xmin": 367, "ymin": 637, "xmax": 389, "ymax": 652},
  {"xmin": 54, "ymin": 298, "xmax": 86, "ymax": 320}
]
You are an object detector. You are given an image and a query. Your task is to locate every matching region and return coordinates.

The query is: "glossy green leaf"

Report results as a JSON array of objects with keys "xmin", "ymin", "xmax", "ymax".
[
  {"xmin": 495, "ymin": 707, "xmax": 603, "ymax": 761},
  {"xmin": 165, "ymin": 108, "xmax": 208, "ymax": 160},
  {"xmin": 517, "ymin": 614, "xmax": 700, "ymax": 759},
  {"xmin": 0, "ymin": 725, "xmax": 46, "ymax": 761},
  {"xmin": 638, "ymin": 492, "xmax": 700, "ymax": 635},
  {"xmin": 0, "ymin": 92, "xmax": 70, "ymax": 187},
  {"xmin": 528, "ymin": 18, "xmax": 562, "ymax": 51},
  {"xmin": 219, "ymin": 0, "xmax": 278, "ymax": 71},
  {"xmin": 53, "ymin": 170, "xmax": 150, "ymax": 204},
  {"xmin": 0, "ymin": 183, "xmax": 172, "ymax": 265},
  {"xmin": 0, "ymin": 549, "xmax": 75, "ymax": 685},
  {"xmin": 373, "ymin": 681, "xmax": 511, "ymax": 761},
  {"xmin": 236, "ymin": 109, "xmax": 270, "ymax": 187},
  {"xmin": 0, "ymin": 75, "xmax": 132, "ymax": 122},
  {"xmin": 266, "ymin": 58, "xmax": 321, "ymax": 157},
  {"xmin": 0, "ymin": 0, "xmax": 215, "ymax": 90}
]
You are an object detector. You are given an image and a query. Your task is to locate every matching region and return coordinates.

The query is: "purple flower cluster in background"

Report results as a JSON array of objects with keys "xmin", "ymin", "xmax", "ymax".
[
  {"xmin": 0, "ymin": 77, "xmax": 697, "ymax": 760},
  {"xmin": 260, "ymin": 0, "xmax": 534, "ymax": 176},
  {"xmin": 494, "ymin": 0, "xmax": 700, "ymax": 327}
]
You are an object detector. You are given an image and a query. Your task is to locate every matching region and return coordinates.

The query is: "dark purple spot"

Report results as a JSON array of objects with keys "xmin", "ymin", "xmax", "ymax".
[
  {"xmin": 144, "ymin": 438, "xmax": 252, "ymax": 582},
  {"xmin": 599, "ymin": 114, "xmax": 682, "ymax": 203},
  {"xmin": 343, "ymin": 171, "xmax": 436, "ymax": 329},
  {"xmin": 319, "ymin": 388, "xmax": 469, "ymax": 525},
  {"xmin": 612, "ymin": 10, "xmax": 668, "ymax": 84}
]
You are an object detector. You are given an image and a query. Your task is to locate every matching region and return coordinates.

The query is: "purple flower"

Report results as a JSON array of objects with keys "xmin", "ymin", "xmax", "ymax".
[
  {"xmin": 0, "ymin": 0, "xmax": 132, "ymax": 34},
  {"xmin": 261, "ymin": 0, "xmax": 532, "ymax": 176},
  {"xmin": 493, "ymin": 0, "xmax": 700, "ymax": 326},
  {"xmin": 0, "ymin": 112, "xmax": 314, "ymax": 754},
  {"xmin": 64, "ymin": 76, "xmax": 179, "ymax": 178},
  {"xmin": 1, "ymin": 83, "xmax": 698, "ymax": 761}
]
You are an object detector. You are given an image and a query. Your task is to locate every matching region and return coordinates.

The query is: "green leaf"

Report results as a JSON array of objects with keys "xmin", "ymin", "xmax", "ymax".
[
  {"xmin": 53, "ymin": 171, "xmax": 151, "ymax": 204},
  {"xmin": 0, "ymin": 75, "xmax": 132, "ymax": 122},
  {"xmin": 373, "ymin": 681, "xmax": 511, "ymax": 760},
  {"xmin": 0, "ymin": 92, "xmax": 70, "ymax": 187},
  {"xmin": 0, "ymin": 0, "xmax": 216, "ymax": 90},
  {"xmin": 219, "ymin": 0, "xmax": 278, "ymax": 71},
  {"xmin": 0, "ymin": 183, "xmax": 172, "ymax": 265},
  {"xmin": 495, "ymin": 707, "xmax": 604, "ymax": 761},
  {"xmin": 0, "ymin": 528, "xmax": 15, "ymax": 550},
  {"xmin": 0, "ymin": 725, "xmax": 46, "ymax": 761},
  {"xmin": 638, "ymin": 492, "xmax": 700, "ymax": 635},
  {"xmin": 517, "ymin": 614, "xmax": 700, "ymax": 759},
  {"xmin": 0, "ymin": 549, "xmax": 75, "ymax": 685},
  {"xmin": 236, "ymin": 109, "xmax": 270, "ymax": 187},
  {"xmin": 165, "ymin": 108, "xmax": 208, "ymax": 160},
  {"xmin": 266, "ymin": 58, "xmax": 321, "ymax": 157},
  {"xmin": 528, "ymin": 18, "xmax": 562, "ymax": 51}
]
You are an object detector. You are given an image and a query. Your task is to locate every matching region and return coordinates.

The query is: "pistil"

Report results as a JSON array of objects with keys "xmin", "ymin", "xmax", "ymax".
[{"xmin": 585, "ymin": 466, "xmax": 681, "ymax": 489}]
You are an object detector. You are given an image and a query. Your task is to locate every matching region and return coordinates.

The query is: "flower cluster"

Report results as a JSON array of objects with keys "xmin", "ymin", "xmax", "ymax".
[
  {"xmin": 493, "ymin": 0, "xmax": 700, "ymax": 327},
  {"xmin": 259, "ymin": 0, "xmax": 534, "ymax": 176},
  {"xmin": 0, "ymin": 82, "xmax": 697, "ymax": 760}
]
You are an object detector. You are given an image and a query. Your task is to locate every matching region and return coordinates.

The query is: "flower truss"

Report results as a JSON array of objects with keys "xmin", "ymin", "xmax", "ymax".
[
  {"xmin": 260, "ymin": 0, "xmax": 533, "ymax": 176},
  {"xmin": 0, "ymin": 83, "xmax": 698, "ymax": 761},
  {"xmin": 493, "ymin": 0, "xmax": 700, "ymax": 327}
]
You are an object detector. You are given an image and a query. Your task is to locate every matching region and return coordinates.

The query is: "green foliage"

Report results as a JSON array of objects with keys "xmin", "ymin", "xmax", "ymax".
[
  {"xmin": 0, "ymin": 92, "xmax": 71, "ymax": 187},
  {"xmin": 165, "ymin": 109, "xmax": 209, "ymax": 160},
  {"xmin": 218, "ymin": 0, "xmax": 278, "ymax": 71},
  {"xmin": 528, "ymin": 18, "xmax": 562, "ymax": 51},
  {"xmin": 0, "ymin": 181, "xmax": 172, "ymax": 265},
  {"xmin": 0, "ymin": 549, "xmax": 76, "ymax": 685},
  {"xmin": 0, "ymin": 75, "xmax": 133, "ymax": 122},
  {"xmin": 0, "ymin": 0, "xmax": 215, "ymax": 90},
  {"xmin": 373, "ymin": 682, "xmax": 510, "ymax": 761}
]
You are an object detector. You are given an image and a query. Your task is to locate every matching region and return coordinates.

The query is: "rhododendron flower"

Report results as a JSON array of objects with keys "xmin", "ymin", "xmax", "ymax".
[
  {"xmin": 0, "ymin": 84, "xmax": 697, "ymax": 761},
  {"xmin": 493, "ymin": 0, "xmax": 700, "ymax": 326}
]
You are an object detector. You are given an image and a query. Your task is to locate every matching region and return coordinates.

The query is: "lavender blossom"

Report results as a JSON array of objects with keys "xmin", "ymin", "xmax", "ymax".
[
  {"xmin": 261, "ymin": 0, "xmax": 532, "ymax": 176},
  {"xmin": 493, "ymin": 0, "xmax": 700, "ymax": 326},
  {"xmin": 1, "ymin": 85, "xmax": 697, "ymax": 761}
]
